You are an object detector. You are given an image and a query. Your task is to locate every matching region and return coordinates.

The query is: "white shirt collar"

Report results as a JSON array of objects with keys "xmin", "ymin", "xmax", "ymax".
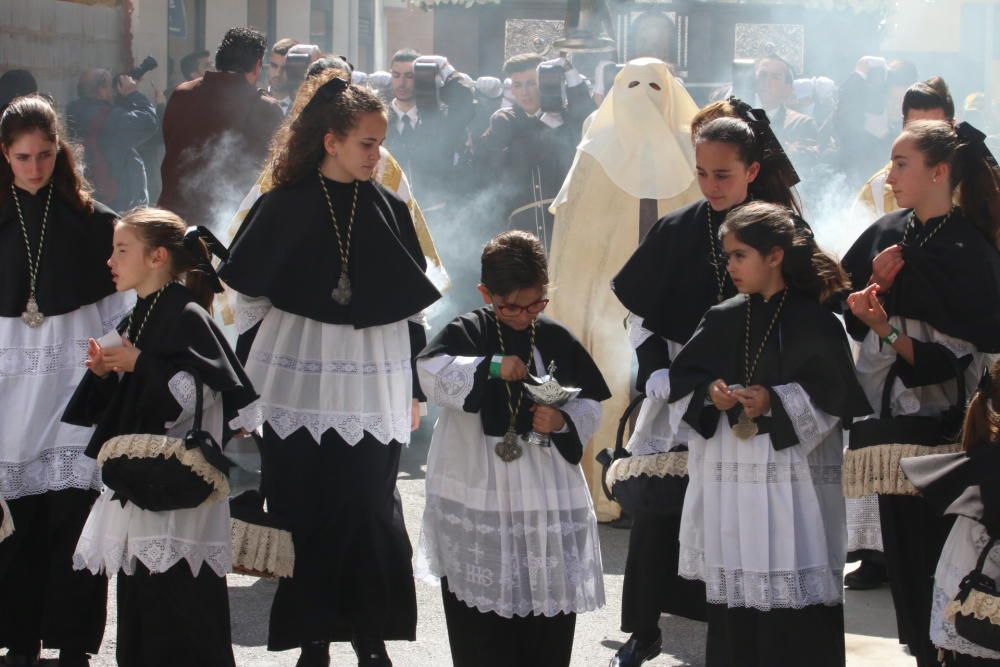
[{"xmin": 391, "ymin": 99, "xmax": 420, "ymax": 133}]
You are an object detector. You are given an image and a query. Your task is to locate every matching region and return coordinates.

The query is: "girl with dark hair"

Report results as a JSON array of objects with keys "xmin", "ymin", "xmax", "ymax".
[
  {"xmin": 607, "ymin": 110, "xmax": 804, "ymax": 667},
  {"xmin": 841, "ymin": 119, "xmax": 1000, "ymax": 667},
  {"xmin": 415, "ymin": 230, "xmax": 610, "ymax": 667},
  {"xmin": 0, "ymin": 94, "xmax": 131, "ymax": 667},
  {"xmin": 666, "ymin": 201, "xmax": 870, "ymax": 666},
  {"xmin": 218, "ymin": 77, "xmax": 440, "ymax": 667},
  {"xmin": 63, "ymin": 208, "xmax": 257, "ymax": 667}
]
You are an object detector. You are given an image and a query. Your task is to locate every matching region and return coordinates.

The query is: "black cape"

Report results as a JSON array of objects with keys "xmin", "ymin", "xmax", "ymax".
[
  {"xmin": 218, "ymin": 176, "xmax": 440, "ymax": 329},
  {"xmin": 62, "ymin": 282, "xmax": 258, "ymax": 456},
  {"xmin": 901, "ymin": 444, "xmax": 1000, "ymax": 539},
  {"xmin": 0, "ymin": 184, "xmax": 116, "ymax": 318},
  {"xmin": 841, "ymin": 208, "xmax": 1000, "ymax": 352},
  {"xmin": 668, "ymin": 289, "xmax": 872, "ymax": 449},
  {"xmin": 419, "ymin": 307, "xmax": 611, "ymax": 441}
]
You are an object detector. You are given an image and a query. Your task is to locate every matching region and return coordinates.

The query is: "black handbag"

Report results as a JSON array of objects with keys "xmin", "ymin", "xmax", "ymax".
[
  {"xmin": 843, "ymin": 361, "xmax": 966, "ymax": 498},
  {"xmin": 948, "ymin": 537, "xmax": 1000, "ymax": 652},
  {"xmin": 98, "ymin": 374, "xmax": 233, "ymax": 512},
  {"xmin": 596, "ymin": 394, "xmax": 690, "ymax": 517}
]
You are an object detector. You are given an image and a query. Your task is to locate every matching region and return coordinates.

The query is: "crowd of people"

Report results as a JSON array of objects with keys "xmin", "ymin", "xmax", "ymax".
[{"xmin": 0, "ymin": 22, "xmax": 999, "ymax": 667}]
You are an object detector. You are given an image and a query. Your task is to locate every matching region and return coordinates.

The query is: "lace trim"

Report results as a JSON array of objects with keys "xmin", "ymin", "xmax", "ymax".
[
  {"xmin": 257, "ymin": 404, "xmax": 411, "ymax": 445},
  {"xmin": 97, "ymin": 434, "xmax": 230, "ymax": 503},
  {"xmin": 73, "ymin": 535, "xmax": 230, "ymax": 577},
  {"xmin": 0, "ymin": 446, "xmax": 100, "ymax": 498},
  {"xmin": 249, "ymin": 350, "xmax": 410, "ymax": 376},
  {"xmin": 678, "ymin": 543, "xmax": 844, "ymax": 610},
  {"xmin": 608, "ymin": 451, "xmax": 687, "ymax": 485},
  {"xmin": 0, "ymin": 496, "xmax": 13, "ymax": 541},
  {"xmin": 235, "ymin": 299, "xmax": 271, "ymax": 335},
  {"xmin": 846, "ymin": 495, "xmax": 884, "ymax": 553},
  {"xmin": 842, "ymin": 442, "xmax": 963, "ymax": 498},
  {"xmin": 0, "ymin": 338, "xmax": 89, "ymax": 378},
  {"xmin": 428, "ymin": 356, "xmax": 482, "ymax": 411},
  {"xmin": 945, "ymin": 589, "xmax": 1000, "ymax": 626},
  {"xmin": 167, "ymin": 372, "xmax": 197, "ymax": 412},
  {"xmin": 100, "ymin": 299, "xmax": 133, "ymax": 335},
  {"xmin": 560, "ymin": 398, "xmax": 602, "ymax": 446},
  {"xmin": 711, "ymin": 461, "xmax": 841, "ymax": 485},
  {"xmin": 773, "ymin": 383, "xmax": 822, "ymax": 445},
  {"xmin": 229, "ymin": 398, "xmax": 265, "ymax": 433},
  {"xmin": 230, "ymin": 517, "xmax": 295, "ymax": 578}
]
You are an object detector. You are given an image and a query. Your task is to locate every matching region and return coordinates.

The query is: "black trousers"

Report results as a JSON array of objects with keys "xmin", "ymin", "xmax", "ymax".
[
  {"xmin": 943, "ymin": 652, "xmax": 1000, "ymax": 666},
  {"xmin": 621, "ymin": 510, "xmax": 707, "ymax": 636},
  {"xmin": 116, "ymin": 560, "xmax": 235, "ymax": 667},
  {"xmin": 262, "ymin": 426, "xmax": 417, "ymax": 650},
  {"xmin": 441, "ymin": 579, "xmax": 576, "ymax": 667},
  {"xmin": 0, "ymin": 489, "xmax": 107, "ymax": 653},
  {"xmin": 704, "ymin": 602, "xmax": 845, "ymax": 667},
  {"xmin": 879, "ymin": 494, "xmax": 955, "ymax": 667}
]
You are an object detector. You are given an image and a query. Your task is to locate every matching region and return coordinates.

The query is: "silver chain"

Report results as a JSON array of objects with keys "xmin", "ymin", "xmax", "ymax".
[
  {"xmin": 706, "ymin": 206, "xmax": 729, "ymax": 303},
  {"xmin": 495, "ymin": 317, "xmax": 536, "ymax": 431},
  {"xmin": 744, "ymin": 289, "xmax": 788, "ymax": 387},
  {"xmin": 11, "ymin": 183, "xmax": 53, "ymax": 301},
  {"xmin": 126, "ymin": 283, "xmax": 169, "ymax": 347},
  {"xmin": 318, "ymin": 170, "xmax": 359, "ymax": 275}
]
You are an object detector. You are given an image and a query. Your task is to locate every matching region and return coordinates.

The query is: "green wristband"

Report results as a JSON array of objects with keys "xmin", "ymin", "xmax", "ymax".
[
  {"xmin": 880, "ymin": 326, "xmax": 900, "ymax": 346},
  {"xmin": 489, "ymin": 355, "xmax": 503, "ymax": 379}
]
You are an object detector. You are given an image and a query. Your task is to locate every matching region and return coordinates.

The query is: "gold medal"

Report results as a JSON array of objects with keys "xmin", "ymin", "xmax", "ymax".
[
  {"xmin": 495, "ymin": 429, "xmax": 523, "ymax": 462},
  {"xmin": 21, "ymin": 296, "xmax": 44, "ymax": 328},
  {"xmin": 732, "ymin": 410, "xmax": 758, "ymax": 440}
]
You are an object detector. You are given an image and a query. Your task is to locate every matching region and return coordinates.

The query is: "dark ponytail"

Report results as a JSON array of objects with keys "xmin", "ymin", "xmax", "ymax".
[
  {"xmin": 903, "ymin": 119, "xmax": 1000, "ymax": 245},
  {"xmin": 118, "ymin": 207, "xmax": 221, "ymax": 312},
  {"xmin": 694, "ymin": 114, "xmax": 802, "ymax": 216},
  {"xmin": 961, "ymin": 359, "xmax": 1000, "ymax": 452},
  {"xmin": 719, "ymin": 201, "xmax": 849, "ymax": 302}
]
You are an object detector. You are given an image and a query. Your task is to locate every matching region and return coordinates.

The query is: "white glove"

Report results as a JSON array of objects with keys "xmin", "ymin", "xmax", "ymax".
[
  {"xmin": 645, "ymin": 368, "xmax": 671, "ymax": 400},
  {"xmin": 476, "ymin": 76, "xmax": 504, "ymax": 100},
  {"xmin": 415, "ymin": 55, "xmax": 455, "ymax": 88}
]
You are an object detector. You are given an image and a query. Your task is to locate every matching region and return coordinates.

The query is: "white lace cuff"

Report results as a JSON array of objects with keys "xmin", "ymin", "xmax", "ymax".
[
  {"xmin": 235, "ymin": 293, "xmax": 272, "ymax": 335},
  {"xmin": 165, "ymin": 372, "xmax": 217, "ymax": 427},
  {"xmin": 417, "ymin": 354, "xmax": 485, "ymax": 411},
  {"xmin": 772, "ymin": 383, "xmax": 839, "ymax": 450},
  {"xmin": 626, "ymin": 313, "xmax": 653, "ymax": 350},
  {"xmin": 560, "ymin": 398, "xmax": 601, "ymax": 445}
]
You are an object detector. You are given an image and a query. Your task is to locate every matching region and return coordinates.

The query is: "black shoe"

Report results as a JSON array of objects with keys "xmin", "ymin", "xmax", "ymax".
[
  {"xmin": 4, "ymin": 644, "xmax": 41, "ymax": 666},
  {"xmin": 56, "ymin": 653, "xmax": 90, "ymax": 667},
  {"xmin": 295, "ymin": 642, "xmax": 330, "ymax": 667},
  {"xmin": 610, "ymin": 632, "xmax": 662, "ymax": 667},
  {"xmin": 351, "ymin": 638, "xmax": 392, "ymax": 667},
  {"xmin": 845, "ymin": 560, "xmax": 887, "ymax": 590}
]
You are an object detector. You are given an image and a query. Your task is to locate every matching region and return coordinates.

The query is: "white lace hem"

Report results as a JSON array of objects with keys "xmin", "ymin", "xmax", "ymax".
[
  {"xmin": 73, "ymin": 534, "xmax": 231, "ymax": 578},
  {"xmin": 251, "ymin": 403, "xmax": 412, "ymax": 445},
  {"xmin": 678, "ymin": 543, "xmax": 844, "ymax": 610},
  {"xmin": 0, "ymin": 446, "xmax": 100, "ymax": 499},
  {"xmin": 932, "ymin": 585, "xmax": 1000, "ymax": 659}
]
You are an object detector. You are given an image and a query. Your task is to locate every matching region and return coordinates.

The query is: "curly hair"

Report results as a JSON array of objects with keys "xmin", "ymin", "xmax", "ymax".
[{"xmin": 267, "ymin": 72, "xmax": 386, "ymax": 189}]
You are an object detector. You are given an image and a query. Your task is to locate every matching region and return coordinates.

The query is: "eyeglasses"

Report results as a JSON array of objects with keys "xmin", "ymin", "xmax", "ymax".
[{"xmin": 493, "ymin": 298, "xmax": 549, "ymax": 317}]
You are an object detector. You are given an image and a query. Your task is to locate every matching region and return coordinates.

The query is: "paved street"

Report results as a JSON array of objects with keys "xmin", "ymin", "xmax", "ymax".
[{"xmin": 40, "ymin": 424, "xmax": 915, "ymax": 667}]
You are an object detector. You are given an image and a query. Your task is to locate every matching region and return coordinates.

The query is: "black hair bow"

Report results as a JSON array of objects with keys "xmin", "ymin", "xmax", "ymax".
[
  {"xmin": 980, "ymin": 367, "xmax": 994, "ymax": 396},
  {"xmin": 956, "ymin": 121, "xmax": 999, "ymax": 170},
  {"xmin": 303, "ymin": 75, "xmax": 350, "ymax": 114},
  {"xmin": 183, "ymin": 226, "xmax": 228, "ymax": 294},
  {"xmin": 728, "ymin": 96, "xmax": 801, "ymax": 187}
]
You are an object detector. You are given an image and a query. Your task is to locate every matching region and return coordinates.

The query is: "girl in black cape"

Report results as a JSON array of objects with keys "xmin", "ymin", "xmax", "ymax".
[
  {"xmin": 668, "ymin": 202, "xmax": 871, "ymax": 667},
  {"xmin": 841, "ymin": 119, "xmax": 1000, "ymax": 667},
  {"xmin": 218, "ymin": 77, "xmax": 440, "ymax": 667},
  {"xmin": 0, "ymin": 95, "xmax": 131, "ymax": 667},
  {"xmin": 63, "ymin": 208, "xmax": 257, "ymax": 667},
  {"xmin": 608, "ymin": 102, "xmax": 804, "ymax": 666},
  {"xmin": 414, "ymin": 231, "xmax": 611, "ymax": 667}
]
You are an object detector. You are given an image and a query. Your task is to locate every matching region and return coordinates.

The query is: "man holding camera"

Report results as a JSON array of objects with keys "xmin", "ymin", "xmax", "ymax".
[
  {"xmin": 65, "ymin": 68, "xmax": 158, "ymax": 212},
  {"xmin": 158, "ymin": 27, "xmax": 283, "ymax": 229},
  {"xmin": 385, "ymin": 49, "xmax": 475, "ymax": 209},
  {"xmin": 475, "ymin": 53, "xmax": 596, "ymax": 248}
]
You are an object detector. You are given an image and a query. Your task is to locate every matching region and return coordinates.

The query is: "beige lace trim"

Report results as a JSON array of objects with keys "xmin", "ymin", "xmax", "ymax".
[
  {"xmin": 0, "ymin": 496, "xmax": 13, "ymax": 542},
  {"xmin": 945, "ymin": 589, "xmax": 1000, "ymax": 626},
  {"xmin": 607, "ymin": 451, "xmax": 688, "ymax": 486},
  {"xmin": 842, "ymin": 442, "xmax": 962, "ymax": 498},
  {"xmin": 97, "ymin": 434, "xmax": 230, "ymax": 504},
  {"xmin": 230, "ymin": 518, "xmax": 295, "ymax": 578}
]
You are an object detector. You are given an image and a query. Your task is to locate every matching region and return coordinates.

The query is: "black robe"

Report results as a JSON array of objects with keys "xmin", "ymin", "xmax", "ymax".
[
  {"xmin": 0, "ymin": 184, "xmax": 116, "ymax": 317},
  {"xmin": 669, "ymin": 289, "xmax": 872, "ymax": 446},
  {"xmin": 418, "ymin": 307, "xmax": 611, "ymax": 465},
  {"xmin": 62, "ymin": 282, "xmax": 258, "ymax": 451}
]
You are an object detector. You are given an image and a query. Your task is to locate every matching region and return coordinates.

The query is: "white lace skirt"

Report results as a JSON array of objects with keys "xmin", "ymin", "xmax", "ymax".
[
  {"xmin": 931, "ymin": 516, "xmax": 1000, "ymax": 660},
  {"xmin": 73, "ymin": 490, "xmax": 231, "ymax": 578},
  {"xmin": 0, "ymin": 292, "xmax": 133, "ymax": 499},
  {"xmin": 415, "ymin": 409, "xmax": 605, "ymax": 619},
  {"xmin": 240, "ymin": 308, "xmax": 414, "ymax": 446},
  {"xmin": 677, "ymin": 393, "xmax": 847, "ymax": 611}
]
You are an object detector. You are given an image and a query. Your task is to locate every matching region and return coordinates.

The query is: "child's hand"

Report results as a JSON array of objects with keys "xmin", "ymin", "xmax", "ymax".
[
  {"xmin": 500, "ymin": 355, "xmax": 528, "ymax": 382},
  {"xmin": 871, "ymin": 244, "xmax": 904, "ymax": 292},
  {"xmin": 709, "ymin": 379, "xmax": 739, "ymax": 411},
  {"xmin": 102, "ymin": 339, "xmax": 141, "ymax": 373},
  {"xmin": 530, "ymin": 405, "xmax": 566, "ymax": 434},
  {"xmin": 847, "ymin": 283, "xmax": 889, "ymax": 331},
  {"xmin": 411, "ymin": 398, "xmax": 421, "ymax": 432},
  {"xmin": 85, "ymin": 338, "xmax": 110, "ymax": 377},
  {"xmin": 734, "ymin": 385, "xmax": 771, "ymax": 418}
]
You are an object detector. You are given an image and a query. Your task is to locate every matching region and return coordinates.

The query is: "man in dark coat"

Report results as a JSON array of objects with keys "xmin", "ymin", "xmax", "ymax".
[
  {"xmin": 754, "ymin": 54, "xmax": 822, "ymax": 169},
  {"xmin": 158, "ymin": 27, "xmax": 283, "ymax": 229}
]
